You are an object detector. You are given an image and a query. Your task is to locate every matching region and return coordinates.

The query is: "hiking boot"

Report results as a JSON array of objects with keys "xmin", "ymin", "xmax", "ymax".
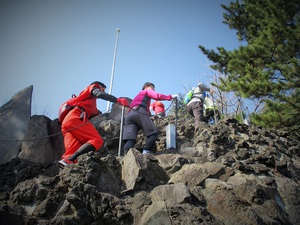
[
  {"xmin": 142, "ymin": 150, "xmax": 150, "ymax": 154},
  {"xmin": 58, "ymin": 159, "xmax": 74, "ymax": 168},
  {"xmin": 58, "ymin": 160, "xmax": 68, "ymax": 168}
]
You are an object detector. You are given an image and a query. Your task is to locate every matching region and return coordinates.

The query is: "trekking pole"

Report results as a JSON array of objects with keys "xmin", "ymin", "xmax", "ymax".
[
  {"xmin": 211, "ymin": 92, "xmax": 218, "ymax": 124},
  {"xmin": 118, "ymin": 105, "xmax": 125, "ymax": 157}
]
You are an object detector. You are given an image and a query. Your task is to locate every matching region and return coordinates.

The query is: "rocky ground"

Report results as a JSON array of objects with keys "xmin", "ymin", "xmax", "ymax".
[{"xmin": 0, "ymin": 114, "xmax": 300, "ymax": 225}]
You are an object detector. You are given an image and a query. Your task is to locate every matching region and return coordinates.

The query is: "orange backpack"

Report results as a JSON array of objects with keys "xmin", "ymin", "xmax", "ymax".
[
  {"xmin": 58, "ymin": 94, "xmax": 78, "ymax": 124},
  {"xmin": 58, "ymin": 91, "xmax": 92, "ymax": 124}
]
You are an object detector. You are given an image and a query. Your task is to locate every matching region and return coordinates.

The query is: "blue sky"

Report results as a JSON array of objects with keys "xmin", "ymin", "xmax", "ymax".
[{"xmin": 0, "ymin": 0, "xmax": 240, "ymax": 120}]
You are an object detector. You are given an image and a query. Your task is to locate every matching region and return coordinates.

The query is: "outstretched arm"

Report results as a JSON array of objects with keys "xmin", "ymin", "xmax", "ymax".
[
  {"xmin": 91, "ymin": 87, "xmax": 129, "ymax": 107},
  {"xmin": 92, "ymin": 87, "xmax": 118, "ymax": 102},
  {"xmin": 146, "ymin": 90, "xmax": 172, "ymax": 101}
]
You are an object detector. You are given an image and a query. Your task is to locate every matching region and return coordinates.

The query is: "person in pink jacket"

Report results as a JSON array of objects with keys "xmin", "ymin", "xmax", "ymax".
[
  {"xmin": 122, "ymin": 82, "xmax": 177, "ymax": 154},
  {"xmin": 150, "ymin": 100, "xmax": 166, "ymax": 118}
]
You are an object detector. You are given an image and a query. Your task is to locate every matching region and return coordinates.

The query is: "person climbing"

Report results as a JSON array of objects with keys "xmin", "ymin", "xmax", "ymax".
[
  {"xmin": 203, "ymin": 92, "xmax": 220, "ymax": 124},
  {"xmin": 122, "ymin": 82, "xmax": 177, "ymax": 154},
  {"xmin": 59, "ymin": 81, "xmax": 129, "ymax": 168},
  {"xmin": 186, "ymin": 82, "xmax": 212, "ymax": 131},
  {"xmin": 150, "ymin": 100, "xmax": 166, "ymax": 118}
]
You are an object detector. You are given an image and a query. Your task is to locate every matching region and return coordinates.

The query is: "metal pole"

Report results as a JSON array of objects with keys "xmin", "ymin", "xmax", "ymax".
[
  {"xmin": 106, "ymin": 28, "xmax": 120, "ymax": 112},
  {"xmin": 118, "ymin": 105, "xmax": 125, "ymax": 156}
]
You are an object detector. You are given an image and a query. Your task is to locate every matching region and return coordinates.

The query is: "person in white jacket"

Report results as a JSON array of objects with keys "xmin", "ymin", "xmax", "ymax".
[{"xmin": 187, "ymin": 83, "xmax": 212, "ymax": 130}]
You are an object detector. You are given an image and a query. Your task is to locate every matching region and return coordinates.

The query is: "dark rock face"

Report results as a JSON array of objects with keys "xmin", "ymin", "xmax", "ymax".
[
  {"xmin": 18, "ymin": 115, "xmax": 64, "ymax": 163},
  {"xmin": 0, "ymin": 87, "xmax": 300, "ymax": 225},
  {"xmin": 0, "ymin": 86, "xmax": 33, "ymax": 164}
]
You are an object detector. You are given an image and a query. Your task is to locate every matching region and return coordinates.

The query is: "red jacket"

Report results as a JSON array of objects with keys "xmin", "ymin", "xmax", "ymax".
[
  {"xmin": 76, "ymin": 83, "xmax": 117, "ymax": 118},
  {"xmin": 151, "ymin": 100, "xmax": 165, "ymax": 114}
]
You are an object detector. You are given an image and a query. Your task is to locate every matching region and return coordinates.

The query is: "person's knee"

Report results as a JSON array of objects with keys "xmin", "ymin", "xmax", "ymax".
[
  {"xmin": 91, "ymin": 136, "xmax": 104, "ymax": 151},
  {"xmin": 149, "ymin": 133, "xmax": 158, "ymax": 140},
  {"xmin": 144, "ymin": 133, "xmax": 158, "ymax": 150}
]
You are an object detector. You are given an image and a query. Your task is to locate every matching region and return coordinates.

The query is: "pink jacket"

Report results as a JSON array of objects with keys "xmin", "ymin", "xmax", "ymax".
[{"xmin": 130, "ymin": 89, "xmax": 172, "ymax": 113}]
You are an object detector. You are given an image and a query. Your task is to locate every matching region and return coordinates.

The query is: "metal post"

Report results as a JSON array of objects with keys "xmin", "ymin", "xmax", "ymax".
[
  {"xmin": 118, "ymin": 105, "xmax": 125, "ymax": 156},
  {"xmin": 166, "ymin": 124, "xmax": 176, "ymax": 149},
  {"xmin": 106, "ymin": 28, "xmax": 120, "ymax": 112}
]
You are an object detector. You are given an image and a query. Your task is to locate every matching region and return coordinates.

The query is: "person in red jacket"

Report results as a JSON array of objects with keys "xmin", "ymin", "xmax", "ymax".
[
  {"xmin": 59, "ymin": 81, "xmax": 129, "ymax": 168},
  {"xmin": 122, "ymin": 82, "xmax": 177, "ymax": 155},
  {"xmin": 150, "ymin": 100, "xmax": 166, "ymax": 118}
]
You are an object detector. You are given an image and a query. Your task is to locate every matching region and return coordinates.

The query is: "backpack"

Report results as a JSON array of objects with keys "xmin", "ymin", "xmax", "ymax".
[
  {"xmin": 58, "ymin": 85, "xmax": 98, "ymax": 123},
  {"xmin": 184, "ymin": 90, "xmax": 194, "ymax": 105},
  {"xmin": 58, "ymin": 94, "xmax": 78, "ymax": 124}
]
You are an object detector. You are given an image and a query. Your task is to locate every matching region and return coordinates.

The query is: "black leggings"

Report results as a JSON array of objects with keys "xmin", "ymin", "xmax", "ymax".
[
  {"xmin": 123, "ymin": 133, "xmax": 158, "ymax": 153},
  {"xmin": 68, "ymin": 143, "xmax": 96, "ymax": 161},
  {"xmin": 144, "ymin": 133, "xmax": 158, "ymax": 150},
  {"xmin": 123, "ymin": 139, "xmax": 136, "ymax": 154}
]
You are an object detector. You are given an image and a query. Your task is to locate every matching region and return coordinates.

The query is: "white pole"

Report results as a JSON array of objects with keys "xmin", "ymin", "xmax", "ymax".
[
  {"xmin": 118, "ymin": 105, "xmax": 125, "ymax": 156},
  {"xmin": 106, "ymin": 28, "xmax": 120, "ymax": 112}
]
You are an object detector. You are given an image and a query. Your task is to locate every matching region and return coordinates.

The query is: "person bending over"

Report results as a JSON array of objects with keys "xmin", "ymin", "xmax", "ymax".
[{"xmin": 59, "ymin": 81, "xmax": 129, "ymax": 168}]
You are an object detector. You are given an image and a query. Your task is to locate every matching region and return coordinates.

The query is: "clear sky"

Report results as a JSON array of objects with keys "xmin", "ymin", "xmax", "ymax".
[{"xmin": 0, "ymin": 0, "xmax": 240, "ymax": 120}]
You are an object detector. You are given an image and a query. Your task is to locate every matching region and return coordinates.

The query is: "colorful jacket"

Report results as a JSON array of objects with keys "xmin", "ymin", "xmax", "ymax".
[
  {"xmin": 151, "ymin": 100, "xmax": 166, "ymax": 114},
  {"xmin": 187, "ymin": 85, "xmax": 210, "ymax": 106},
  {"xmin": 130, "ymin": 89, "xmax": 172, "ymax": 113},
  {"xmin": 76, "ymin": 83, "xmax": 117, "ymax": 118}
]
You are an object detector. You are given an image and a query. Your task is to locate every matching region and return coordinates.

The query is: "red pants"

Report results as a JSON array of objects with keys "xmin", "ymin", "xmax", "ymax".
[{"xmin": 61, "ymin": 107, "xmax": 103, "ymax": 160}]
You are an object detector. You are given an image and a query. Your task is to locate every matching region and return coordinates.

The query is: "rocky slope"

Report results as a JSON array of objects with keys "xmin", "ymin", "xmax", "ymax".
[
  {"xmin": 0, "ymin": 86, "xmax": 300, "ymax": 225},
  {"xmin": 0, "ymin": 115, "xmax": 300, "ymax": 225}
]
